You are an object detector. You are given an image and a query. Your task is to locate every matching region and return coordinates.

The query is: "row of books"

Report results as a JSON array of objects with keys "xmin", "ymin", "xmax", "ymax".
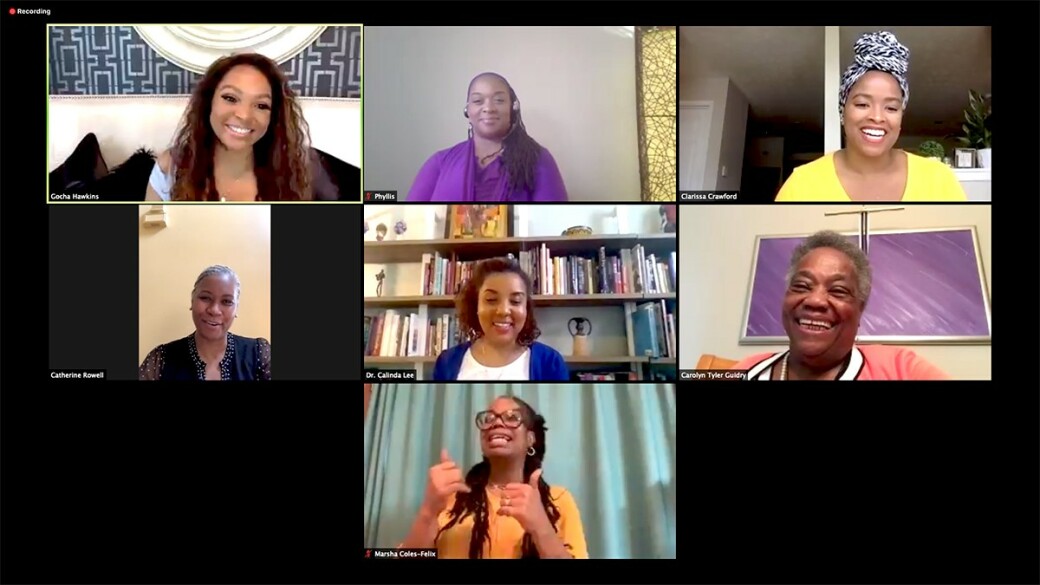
[
  {"xmin": 364, "ymin": 311, "xmax": 471, "ymax": 358},
  {"xmin": 632, "ymin": 300, "xmax": 677, "ymax": 359},
  {"xmin": 518, "ymin": 245, "xmax": 676, "ymax": 296},
  {"xmin": 417, "ymin": 245, "xmax": 677, "ymax": 297},
  {"xmin": 365, "ymin": 299, "xmax": 677, "ymax": 361}
]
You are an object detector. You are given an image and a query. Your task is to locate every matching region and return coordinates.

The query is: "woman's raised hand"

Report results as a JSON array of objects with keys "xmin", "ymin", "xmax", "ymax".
[{"xmin": 422, "ymin": 448, "xmax": 472, "ymax": 515}]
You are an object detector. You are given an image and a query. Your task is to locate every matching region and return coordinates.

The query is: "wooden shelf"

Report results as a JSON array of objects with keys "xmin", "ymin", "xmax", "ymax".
[
  {"xmin": 363, "ymin": 356, "xmax": 676, "ymax": 365},
  {"xmin": 364, "ymin": 293, "xmax": 675, "ymax": 309},
  {"xmin": 364, "ymin": 356, "xmax": 437, "ymax": 364},
  {"xmin": 364, "ymin": 295, "xmax": 455, "ymax": 308},
  {"xmin": 364, "ymin": 233, "xmax": 676, "ymax": 264}
]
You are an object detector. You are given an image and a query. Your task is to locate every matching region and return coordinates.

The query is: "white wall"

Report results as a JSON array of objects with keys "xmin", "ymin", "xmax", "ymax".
[
  {"xmin": 363, "ymin": 26, "xmax": 642, "ymax": 201},
  {"xmin": 715, "ymin": 79, "xmax": 749, "ymax": 190},
  {"xmin": 49, "ymin": 96, "xmax": 360, "ymax": 172},
  {"xmin": 678, "ymin": 204, "xmax": 992, "ymax": 380},
  {"xmin": 364, "ymin": 204, "xmax": 665, "ymax": 356},
  {"xmin": 680, "ymin": 77, "xmax": 728, "ymax": 190}
]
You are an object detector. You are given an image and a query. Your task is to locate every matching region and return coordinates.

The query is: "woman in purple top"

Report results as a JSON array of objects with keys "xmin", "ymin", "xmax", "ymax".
[{"xmin": 406, "ymin": 72, "xmax": 569, "ymax": 202}]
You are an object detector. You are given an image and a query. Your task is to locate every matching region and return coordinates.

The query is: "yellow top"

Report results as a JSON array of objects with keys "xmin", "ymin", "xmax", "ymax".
[
  {"xmin": 435, "ymin": 485, "xmax": 589, "ymax": 559},
  {"xmin": 775, "ymin": 151, "xmax": 968, "ymax": 202}
]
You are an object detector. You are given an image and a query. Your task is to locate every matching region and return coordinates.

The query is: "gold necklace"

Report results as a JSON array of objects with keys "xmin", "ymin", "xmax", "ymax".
[{"xmin": 780, "ymin": 354, "xmax": 788, "ymax": 380}]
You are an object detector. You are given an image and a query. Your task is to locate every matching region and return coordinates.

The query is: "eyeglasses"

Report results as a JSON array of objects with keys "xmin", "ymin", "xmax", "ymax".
[{"xmin": 475, "ymin": 409, "xmax": 525, "ymax": 430}]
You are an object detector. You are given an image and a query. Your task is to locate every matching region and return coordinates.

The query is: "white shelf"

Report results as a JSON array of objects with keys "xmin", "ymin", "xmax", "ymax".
[{"xmin": 953, "ymin": 168, "xmax": 991, "ymax": 182}]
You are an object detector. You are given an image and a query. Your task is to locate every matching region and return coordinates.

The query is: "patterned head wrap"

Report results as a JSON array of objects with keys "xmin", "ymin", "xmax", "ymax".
[{"xmin": 839, "ymin": 31, "xmax": 909, "ymax": 124}]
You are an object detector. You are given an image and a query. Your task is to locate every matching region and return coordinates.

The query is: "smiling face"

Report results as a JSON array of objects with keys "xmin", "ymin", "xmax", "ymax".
[
  {"xmin": 782, "ymin": 247, "xmax": 863, "ymax": 365},
  {"xmin": 467, "ymin": 75, "xmax": 513, "ymax": 140},
  {"xmin": 191, "ymin": 274, "xmax": 238, "ymax": 341},
  {"xmin": 209, "ymin": 64, "xmax": 273, "ymax": 151},
  {"xmin": 477, "ymin": 272, "xmax": 528, "ymax": 347},
  {"xmin": 843, "ymin": 71, "xmax": 904, "ymax": 158},
  {"xmin": 478, "ymin": 397, "xmax": 534, "ymax": 459}
]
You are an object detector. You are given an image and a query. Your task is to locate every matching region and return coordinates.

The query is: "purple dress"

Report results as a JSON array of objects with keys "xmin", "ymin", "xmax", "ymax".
[{"xmin": 406, "ymin": 139, "xmax": 568, "ymax": 202}]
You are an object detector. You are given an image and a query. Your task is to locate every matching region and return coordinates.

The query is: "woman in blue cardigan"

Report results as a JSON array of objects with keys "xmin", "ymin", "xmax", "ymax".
[{"xmin": 433, "ymin": 257, "xmax": 569, "ymax": 381}]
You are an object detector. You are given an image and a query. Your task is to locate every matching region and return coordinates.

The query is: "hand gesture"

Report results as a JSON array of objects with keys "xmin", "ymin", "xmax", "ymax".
[
  {"xmin": 422, "ymin": 448, "xmax": 472, "ymax": 515},
  {"xmin": 497, "ymin": 468, "xmax": 551, "ymax": 534}
]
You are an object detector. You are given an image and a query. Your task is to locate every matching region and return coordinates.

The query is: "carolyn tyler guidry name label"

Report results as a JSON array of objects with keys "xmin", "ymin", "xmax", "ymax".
[{"xmin": 680, "ymin": 369, "xmax": 747, "ymax": 380}]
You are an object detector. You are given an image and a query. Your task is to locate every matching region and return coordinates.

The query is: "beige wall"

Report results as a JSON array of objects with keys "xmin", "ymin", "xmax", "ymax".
[
  {"xmin": 679, "ymin": 204, "xmax": 992, "ymax": 380},
  {"xmin": 138, "ymin": 205, "xmax": 272, "ymax": 363}
]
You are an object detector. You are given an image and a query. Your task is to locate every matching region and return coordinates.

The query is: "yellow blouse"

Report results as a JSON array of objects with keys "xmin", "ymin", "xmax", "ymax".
[
  {"xmin": 435, "ymin": 485, "xmax": 589, "ymax": 559},
  {"xmin": 775, "ymin": 151, "xmax": 968, "ymax": 202}
]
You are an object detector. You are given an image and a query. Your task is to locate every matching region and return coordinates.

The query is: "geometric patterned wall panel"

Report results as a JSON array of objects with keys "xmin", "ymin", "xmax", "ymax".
[
  {"xmin": 635, "ymin": 25, "xmax": 677, "ymax": 202},
  {"xmin": 49, "ymin": 26, "xmax": 361, "ymax": 98}
]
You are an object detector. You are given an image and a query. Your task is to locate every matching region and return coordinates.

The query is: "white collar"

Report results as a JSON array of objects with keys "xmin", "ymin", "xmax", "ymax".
[{"xmin": 746, "ymin": 346, "xmax": 865, "ymax": 381}]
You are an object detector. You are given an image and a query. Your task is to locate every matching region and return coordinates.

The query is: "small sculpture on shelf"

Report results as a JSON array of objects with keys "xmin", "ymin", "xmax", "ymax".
[
  {"xmin": 561, "ymin": 226, "xmax": 593, "ymax": 237},
  {"xmin": 375, "ymin": 269, "xmax": 386, "ymax": 297},
  {"xmin": 568, "ymin": 317, "xmax": 592, "ymax": 357},
  {"xmin": 395, "ymin": 220, "xmax": 408, "ymax": 236},
  {"xmin": 376, "ymin": 223, "xmax": 388, "ymax": 241},
  {"xmin": 659, "ymin": 205, "xmax": 676, "ymax": 233}
]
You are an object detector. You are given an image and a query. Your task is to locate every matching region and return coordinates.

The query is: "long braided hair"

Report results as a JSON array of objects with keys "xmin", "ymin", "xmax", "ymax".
[
  {"xmin": 467, "ymin": 73, "xmax": 545, "ymax": 195},
  {"xmin": 434, "ymin": 396, "xmax": 563, "ymax": 558}
]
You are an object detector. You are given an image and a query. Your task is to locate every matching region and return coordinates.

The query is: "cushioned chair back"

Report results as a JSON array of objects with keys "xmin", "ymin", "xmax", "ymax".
[{"xmin": 696, "ymin": 354, "xmax": 739, "ymax": 370}]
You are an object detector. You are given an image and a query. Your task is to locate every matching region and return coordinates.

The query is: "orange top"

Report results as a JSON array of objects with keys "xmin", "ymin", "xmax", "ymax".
[
  {"xmin": 731, "ymin": 345, "xmax": 950, "ymax": 380},
  {"xmin": 434, "ymin": 485, "xmax": 589, "ymax": 559}
]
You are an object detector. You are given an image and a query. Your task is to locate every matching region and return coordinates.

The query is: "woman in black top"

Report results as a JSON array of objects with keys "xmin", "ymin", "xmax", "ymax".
[{"xmin": 139, "ymin": 265, "xmax": 271, "ymax": 381}]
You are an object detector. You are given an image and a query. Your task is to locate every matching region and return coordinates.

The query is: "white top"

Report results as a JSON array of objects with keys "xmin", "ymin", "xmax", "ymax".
[
  {"xmin": 148, "ymin": 161, "xmax": 173, "ymax": 201},
  {"xmin": 457, "ymin": 347, "xmax": 530, "ymax": 381}
]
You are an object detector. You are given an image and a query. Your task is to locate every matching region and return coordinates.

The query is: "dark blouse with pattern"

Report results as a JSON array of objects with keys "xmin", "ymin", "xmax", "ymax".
[{"xmin": 139, "ymin": 332, "xmax": 271, "ymax": 381}]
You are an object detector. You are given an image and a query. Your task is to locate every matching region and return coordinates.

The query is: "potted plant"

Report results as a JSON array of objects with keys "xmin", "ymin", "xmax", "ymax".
[
  {"xmin": 957, "ymin": 89, "xmax": 991, "ymax": 168},
  {"xmin": 918, "ymin": 140, "xmax": 945, "ymax": 161}
]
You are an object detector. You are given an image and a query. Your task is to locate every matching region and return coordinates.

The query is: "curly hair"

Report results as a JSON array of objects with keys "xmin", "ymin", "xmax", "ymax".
[
  {"xmin": 456, "ymin": 257, "xmax": 540, "ymax": 346},
  {"xmin": 434, "ymin": 396, "xmax": 564, "ymax": 559},
  {"xmin": 468, "ymin": 73, "xmax": 545, "ymax": 196},
  {"xmin": 170, "ymin": 53, "xmax": 311, "ymax": 201}
]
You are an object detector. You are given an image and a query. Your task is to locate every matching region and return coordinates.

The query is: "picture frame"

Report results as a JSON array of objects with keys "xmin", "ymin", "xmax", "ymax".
[
  {"xmin": 740, "ymin": 227, "xmax": 991, "ymax": 345},
  {"xmin": 954, "ymin": 148, "xmax": 977, "ymax": 169},
  {"xmin": 445, "ymin": 205, "xmax": 513, "ymax": 240}
]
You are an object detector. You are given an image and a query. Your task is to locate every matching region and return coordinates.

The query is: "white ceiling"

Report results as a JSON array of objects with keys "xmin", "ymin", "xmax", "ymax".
[{"xmin": 680, "ymin": 26, "xmax": 991, "ymax": 137}]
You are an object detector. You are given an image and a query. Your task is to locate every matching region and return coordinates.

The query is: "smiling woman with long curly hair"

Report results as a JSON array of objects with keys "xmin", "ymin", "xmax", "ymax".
[{"xmin": 145, "ymin": 52, "xmax": 312, "ymax": 201}]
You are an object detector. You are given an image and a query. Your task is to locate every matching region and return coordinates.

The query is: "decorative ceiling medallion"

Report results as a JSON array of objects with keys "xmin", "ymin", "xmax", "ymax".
[{"xmin": 134, "ymin": 25, "xmax": 327, "ymax": 74}]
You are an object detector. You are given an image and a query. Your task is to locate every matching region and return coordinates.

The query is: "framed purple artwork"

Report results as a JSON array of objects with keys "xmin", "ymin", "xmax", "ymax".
[{"xmin": 740, "ymin": 227, "xmax": 992, "ymax": 344}]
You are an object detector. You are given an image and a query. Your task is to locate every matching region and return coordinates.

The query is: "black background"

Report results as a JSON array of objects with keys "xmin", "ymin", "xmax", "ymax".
[{"xmin": 5, "ymin": 2, "xmax": 1040, "ymax": 584}]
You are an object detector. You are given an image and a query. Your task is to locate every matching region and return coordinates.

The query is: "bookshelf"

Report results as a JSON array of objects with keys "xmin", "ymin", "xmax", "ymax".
[{"xmin": 364, "ymin": 232, "xmax": 677, "ymax": 381}]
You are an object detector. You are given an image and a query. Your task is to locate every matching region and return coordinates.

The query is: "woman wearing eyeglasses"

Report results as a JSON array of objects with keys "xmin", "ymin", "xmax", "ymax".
[{"xmin": 398, "ymin": 395, "xmax": 589, "ymax": 558}]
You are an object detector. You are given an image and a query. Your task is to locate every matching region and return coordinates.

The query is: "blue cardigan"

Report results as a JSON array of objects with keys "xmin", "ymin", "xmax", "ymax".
[{"xmin": 432, "ymin": 341, "xmax": 570, "ymax": 381}]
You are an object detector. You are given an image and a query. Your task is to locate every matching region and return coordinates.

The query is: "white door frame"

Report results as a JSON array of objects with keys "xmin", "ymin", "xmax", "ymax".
[{"xmin": 679, "ymin": 100, "xmax": 713, "ymax": 191}]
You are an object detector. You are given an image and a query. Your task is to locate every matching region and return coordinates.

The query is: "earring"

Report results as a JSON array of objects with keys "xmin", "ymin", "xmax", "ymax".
[{"xmin": 527, "ymin": 446, "xmax": 536, "ymax": 456}]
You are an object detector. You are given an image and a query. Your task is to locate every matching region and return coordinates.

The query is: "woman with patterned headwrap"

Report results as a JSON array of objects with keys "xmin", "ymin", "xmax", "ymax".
[{"xmin": 776, "ymin": 31, "xmax": 967, "ymax": 202}]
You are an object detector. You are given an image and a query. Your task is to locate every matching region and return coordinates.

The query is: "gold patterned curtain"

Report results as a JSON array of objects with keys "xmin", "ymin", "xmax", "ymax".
[{"xmin": 635, "ymin": 26, "xmax": 677, "ymax": 202}]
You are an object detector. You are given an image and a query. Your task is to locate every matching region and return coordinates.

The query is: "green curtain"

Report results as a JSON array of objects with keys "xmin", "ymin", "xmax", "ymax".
[{"xmin": 363, "ymin": 384, "xmax": 677, "ymax": 559}]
